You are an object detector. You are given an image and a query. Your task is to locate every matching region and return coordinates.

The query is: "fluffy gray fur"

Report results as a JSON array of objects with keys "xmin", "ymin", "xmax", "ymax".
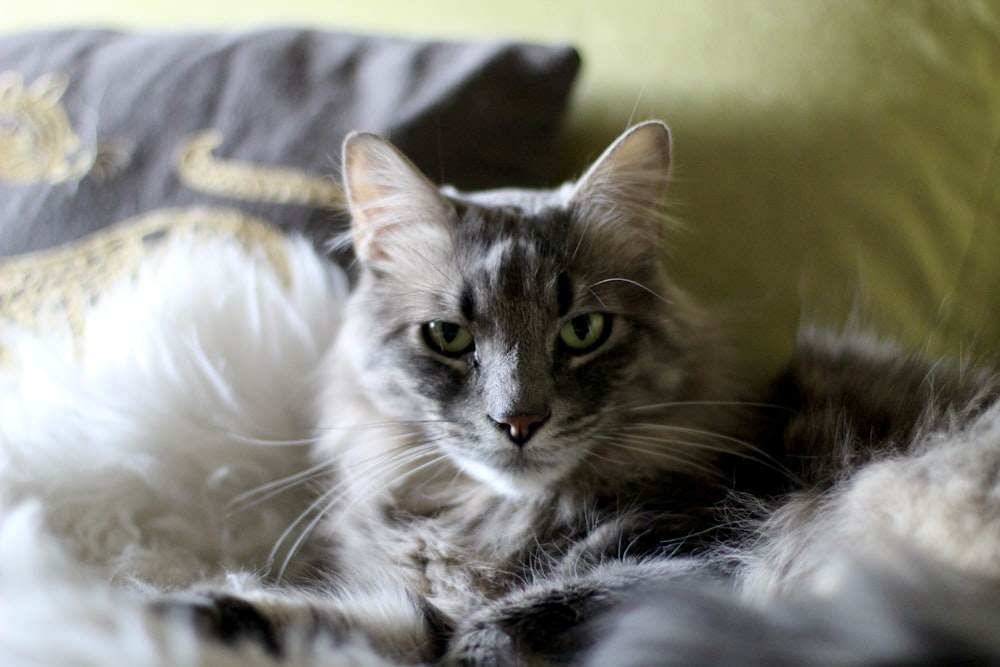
[{"xmin": 164, "ymin": 122, "xmax": 1000, "ymax": 665}]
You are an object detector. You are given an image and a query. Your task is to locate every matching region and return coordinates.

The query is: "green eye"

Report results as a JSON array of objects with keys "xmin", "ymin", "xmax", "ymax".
[
  {"xmin": 422, "ymin": 321, "xmax": 475, "ymax": 357},
  {"xmin": 559, "ymin": 313, "xmax": 611, "ymax": 353}
]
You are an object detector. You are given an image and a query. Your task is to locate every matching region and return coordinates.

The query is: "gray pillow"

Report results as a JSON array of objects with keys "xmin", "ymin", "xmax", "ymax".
[{"xmin": 0, "ymin": 29, "xmax": 579, "ymax": 256}]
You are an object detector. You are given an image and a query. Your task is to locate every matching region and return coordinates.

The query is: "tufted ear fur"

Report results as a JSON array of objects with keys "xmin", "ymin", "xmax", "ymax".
[
  {"xmin": 567, "ymin": 121, "xmax": 672, "ymax": 243},
  {"xmin": 342, "ymin": 132, "xmax": 455, "ymax": 266}
]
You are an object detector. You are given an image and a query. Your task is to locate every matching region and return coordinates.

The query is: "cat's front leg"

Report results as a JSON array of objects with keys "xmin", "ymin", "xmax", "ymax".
[
  {"xmin": 154, "ymin": 585, "xmax": 452, "ymax": 664},
  {"xmin": 153, "ymin": 591, "xmax": 285, "ymax": 656},
  {"xmin": 444, "ymin": 559, "xmax": 704, "ymax": 666},
  {"xmin": 445, "ymin": 577, "xmax": 631, "ymax": 667}
]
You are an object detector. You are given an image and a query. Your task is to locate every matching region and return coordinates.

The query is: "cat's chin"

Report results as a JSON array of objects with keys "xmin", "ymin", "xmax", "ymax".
[{"xmin": 454, "ymin": 456, "xmax": 574, "ymax": 498}]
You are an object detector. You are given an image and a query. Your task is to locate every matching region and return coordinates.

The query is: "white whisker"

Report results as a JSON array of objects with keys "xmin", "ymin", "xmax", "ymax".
[
  {"xmin": 226, "ymin": 424, "xmax": 440, "ymax": 515},
  {"xmin": 597, "ymin": 436, "xmax": 721, "ymax": 478},
  {"xmin": 268, "ymin": 436, "xmax": 457, "ymax": 581},
  {"xmin": 585, "ymin": 285, "xmax": 608, "ymax": 309},
  {"xmin": 619, "ymin": 423, "xmax": 754, "ymax": 452},
  {"xmin": 226, "ymin": 458, "xmax": 336, "ymax": 514},
  {"xmin": 228, "ymin": 433, "xmax": 320, "ymax": 447},
  {"xmin": 587, "ymin": 277, "xmax": 672, "ymax": 304},
  {"xmin": 610, "ymin": 423, "xmax": 802, "ymax": 485},
  {"xmin": 267, "ymin": 484, "xmax": 340, "ymax": 579},
  {"xmin": 602, "ymin": 399, "xmax": 788, "ymax": 414}
]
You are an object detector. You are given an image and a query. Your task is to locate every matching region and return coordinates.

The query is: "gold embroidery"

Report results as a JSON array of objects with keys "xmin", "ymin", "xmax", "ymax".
[
  {"xmin": 0, "ymin": 207, "xmax": 293, "ymax": 364},
  {"xmin": 0, "ymin": 71, "xmax": 132, "ymax": 185},
  {"xmin": 0, "ymin": 71, "xmax": 92, "ymax": 183},
  {"xmin": 2, "ymin": 82, "xmax": 342, "ymax": 366},
  {"xmin": 176, "ymin": 130, "xmax": 344, "ymax": 207}
]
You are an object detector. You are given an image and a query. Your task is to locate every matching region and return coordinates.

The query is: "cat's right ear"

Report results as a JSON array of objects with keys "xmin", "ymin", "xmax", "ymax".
[
  {"xmin": 342, "ymin": 132, "xmax": 455, "ymax": 265},
  {"xmin": 567, "ymin": 121, "xmax": 671, "ymax": 244}
]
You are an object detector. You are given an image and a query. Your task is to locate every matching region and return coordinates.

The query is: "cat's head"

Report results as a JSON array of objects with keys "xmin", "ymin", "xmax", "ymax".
[{"xmin": 337, "ymin": 122, "xmax": 708, "ymax": 497}]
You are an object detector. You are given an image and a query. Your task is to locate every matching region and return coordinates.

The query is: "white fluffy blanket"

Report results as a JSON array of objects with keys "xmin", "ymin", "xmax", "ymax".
[{"xmin": 0, "ymin": 234, "xmax": 394, "ymax": 665}]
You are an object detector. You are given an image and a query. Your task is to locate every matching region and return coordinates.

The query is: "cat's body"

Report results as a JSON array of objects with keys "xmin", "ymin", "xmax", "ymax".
[{"xmin": 169, "ymin": 122, "xmax": 1000, "ymax": 665}]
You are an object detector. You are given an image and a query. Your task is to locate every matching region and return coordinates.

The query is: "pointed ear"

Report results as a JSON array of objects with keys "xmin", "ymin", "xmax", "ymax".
[
  {"xmin": 568, "ymin": 121, "xmax": 671, "ymax": 237},
  {"xmin": 342, "ymin": 132, "xmax": 454, "ymax": 265}
]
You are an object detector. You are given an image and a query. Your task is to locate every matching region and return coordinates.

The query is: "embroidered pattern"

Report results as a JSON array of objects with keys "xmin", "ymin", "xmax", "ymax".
[
  {"xmin": 176, "ymin": 130, "xmax": 344, "ymax": 207},
  {"xmin": 1, "ymin": 72, "xmax": 342, "ymax": 362},
  {"xmin": 0, "ymin": 71, "xmax": 92, "ymax": 183},
  {"xmin": 0, "ymin": 207, "xmax": 292, "ymax": 363},
  {"xmin": 0, "ymin": 71, "xmax": 133, "ymax": 185}
]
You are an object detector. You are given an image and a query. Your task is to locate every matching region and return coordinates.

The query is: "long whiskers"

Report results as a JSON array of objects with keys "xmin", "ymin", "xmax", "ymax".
[
  {"xmin": 272, "ymin": 446, "xmax": 454, "ymax": 581},
  {"xmin": 600, "ymin": 399, "xmax": 790, "ymax": 415},
  {"xmin": 587, "ymin": 277, "xmax": 671, "ymax": 305},
  {"xmin": 597, "ymin": 436, "xmax": 723, "ymax": 478},
  {"xmin": 605, "ymin": 422, "xmax": 802, "ymax": 485},
  {"xmin": 225, "ymin": 421, "xmax": 448, "ymax": 514},
  {"xmin": 313, "ymin": 418, "xmax": 456, "ymax": 433},
  {"xmin": 227, "ymin": 433, "xmax": 321, "ymax": 447},
  {"xmin": 618, "ymin": 423, "xmax": 760, "ymax": 454},
  {"xmin": 266, "ymin": 434, "xmax": 458, "ymax": 581},
  {"xmin": 225, "ymin": 458, "xmax": 337, "ymax": 514},
  {"xmin": 630, "ymin": 423, "xmax": 799, "ymax": 483}
]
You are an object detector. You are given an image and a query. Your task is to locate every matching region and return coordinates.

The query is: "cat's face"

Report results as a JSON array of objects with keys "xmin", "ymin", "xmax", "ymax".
[{"xmin": 338, "ymin": 123, "xmax": 694, "ymax": 496}]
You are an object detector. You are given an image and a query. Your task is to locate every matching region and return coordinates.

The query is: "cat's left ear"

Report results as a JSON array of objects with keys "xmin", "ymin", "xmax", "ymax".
[
  {"xmin": 567, "ymin": 121, "xmax": 671, "ymax": 240},
  {"xmin": 342, "ymin": 132, "xmax": 455, "ymax": 265}
]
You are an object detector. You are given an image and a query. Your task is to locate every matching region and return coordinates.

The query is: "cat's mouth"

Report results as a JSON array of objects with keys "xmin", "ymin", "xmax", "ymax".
[{"xmin": 445, "ymin": 437, "xmax": 583, "ymax": 498}]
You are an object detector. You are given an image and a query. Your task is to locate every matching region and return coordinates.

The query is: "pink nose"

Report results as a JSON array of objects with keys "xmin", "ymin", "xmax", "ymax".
[{"xmin": 491, "ymin": 413, "xmax": 548, "ymax": 445}]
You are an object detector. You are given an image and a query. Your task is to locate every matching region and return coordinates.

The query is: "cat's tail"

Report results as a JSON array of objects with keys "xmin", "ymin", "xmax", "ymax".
[{"xmin": 583, "ymin": 554, "xmax": 1000, "ymax": 666}]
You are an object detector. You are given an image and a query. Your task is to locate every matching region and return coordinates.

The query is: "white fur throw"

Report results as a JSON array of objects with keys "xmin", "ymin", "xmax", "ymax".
[{"xmin": 0, "ymin": 233, "xmax": 393, "ymax": 665}]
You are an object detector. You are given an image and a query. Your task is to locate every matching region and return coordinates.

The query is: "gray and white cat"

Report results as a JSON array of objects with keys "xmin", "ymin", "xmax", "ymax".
[{"xmin": 166, "ymin": 122, "xmax": 1000, "ymax": 665}]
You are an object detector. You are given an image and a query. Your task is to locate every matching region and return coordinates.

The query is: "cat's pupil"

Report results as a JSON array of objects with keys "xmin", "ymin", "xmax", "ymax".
[
  {"xmin": 571, "ymin": 316, "xmax": 592, "ymax": 341},
  {"xmin": 441, "ymin": 322, "xmax": 461, "ymax": 343}
]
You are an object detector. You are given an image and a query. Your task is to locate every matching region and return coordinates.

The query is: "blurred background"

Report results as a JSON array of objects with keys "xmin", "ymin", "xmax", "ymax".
[{"xmin": 4, "ymin": 0, "xmax": 999, "ymax": 383}]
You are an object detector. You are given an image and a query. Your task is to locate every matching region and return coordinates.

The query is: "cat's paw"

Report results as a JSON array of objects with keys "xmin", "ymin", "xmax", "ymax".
[
  {"xmin": 444, "ymin": 624, "xmax": 522, "ymax": 667},
  {"xmin": 152, "ymin": 591, "xmax": 282, "ymax": 656}
]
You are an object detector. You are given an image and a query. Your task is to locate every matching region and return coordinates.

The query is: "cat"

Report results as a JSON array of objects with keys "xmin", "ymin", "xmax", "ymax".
[{"xmin": 161, "ymin": 121, "xmax": 1000, "ymax": 665}]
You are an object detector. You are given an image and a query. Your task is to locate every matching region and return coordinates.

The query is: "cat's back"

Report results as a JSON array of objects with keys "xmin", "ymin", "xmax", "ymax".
[{"xmin": 762, "ymin": 328, "xmax": 998, "ymax": 486}]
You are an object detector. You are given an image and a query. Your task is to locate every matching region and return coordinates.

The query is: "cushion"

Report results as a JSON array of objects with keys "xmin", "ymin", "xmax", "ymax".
[
  {"xmin": 0, "ymin": 208, "xmax": 292, "ymax": 361},
  {"xmin": 0, "ymin": 28, "xmax": 579, "ymax": 256}
]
